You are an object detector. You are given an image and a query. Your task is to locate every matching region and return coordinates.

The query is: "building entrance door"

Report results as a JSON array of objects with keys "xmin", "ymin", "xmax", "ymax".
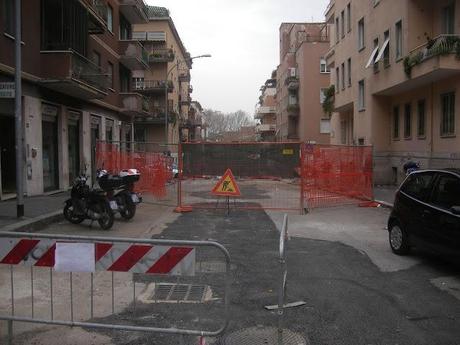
[
  {"xmin": 68, "ymin": 112, "xmax": 80, "ymax": 184},
  {"xmin": 42, "ymin": 113, "xmax": 59, "ymax": 192},
  {"xmin": 90, "ymin": 116, "xmax": 101, "ymax": 184},
  {"xmin": 0, "ymin": 115, "xmax": 16, "ymax": 198}
]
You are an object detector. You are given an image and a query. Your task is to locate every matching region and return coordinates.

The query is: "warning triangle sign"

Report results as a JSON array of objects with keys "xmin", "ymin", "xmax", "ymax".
[{"xmin": 211, "ymin": 169, "xmax": 241, "ymax": 196}]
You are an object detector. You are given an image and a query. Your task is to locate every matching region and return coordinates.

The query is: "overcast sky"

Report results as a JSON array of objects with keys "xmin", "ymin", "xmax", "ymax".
[{"xmin": 146, "ymin": 0, "xmax": 329, "ymax": 116}]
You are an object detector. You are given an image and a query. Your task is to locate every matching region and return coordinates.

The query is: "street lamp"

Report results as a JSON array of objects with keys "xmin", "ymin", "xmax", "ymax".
[{"xmin": 164, "ymin": 54, "xmax": 211, "ymax": 142}]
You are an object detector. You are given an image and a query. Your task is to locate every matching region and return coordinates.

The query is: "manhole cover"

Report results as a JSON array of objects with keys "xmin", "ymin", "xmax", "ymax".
[
  {"xmin": 149, "ymin": 283, "xmax": 211, "ymax": 303},
  {"xmin": 219, "ymin": 326, "xmax": 308, "ymax": 345}
]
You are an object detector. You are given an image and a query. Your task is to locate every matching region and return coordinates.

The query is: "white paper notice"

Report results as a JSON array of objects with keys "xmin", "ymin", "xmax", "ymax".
[{"xmin": 54, "ymin": 243, "xmax": 95, "ymax": 272}]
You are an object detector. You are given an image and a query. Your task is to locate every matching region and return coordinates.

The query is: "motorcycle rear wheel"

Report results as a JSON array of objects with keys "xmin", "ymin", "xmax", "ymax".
[
  {"xmin": 63, "ymin": 204, "xmax": 85, "ymax": 224},
  {"xmin": 120, "ymin": 194, "xmax": 136, "ymax": 220}
]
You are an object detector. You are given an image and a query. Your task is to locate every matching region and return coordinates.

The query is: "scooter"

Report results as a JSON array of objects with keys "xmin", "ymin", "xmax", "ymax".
[
  {"xmin": 63, "ymin": 174, "xmax": 115, "ymax": 230},
  {"xmin": 97, "ymin": 168, "xmax": 142, "ymax": 220}
]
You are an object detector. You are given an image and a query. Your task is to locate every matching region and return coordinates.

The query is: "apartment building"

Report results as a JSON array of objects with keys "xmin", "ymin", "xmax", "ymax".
[
  {"xmin": 189, "ymin": 101, "xmax": 204, "ymax": 141},
  {"xmin": 276, "ymin": 22, "xmax": 331, "ymax": 143},
  {"xmin": 0, "ymin": 0, "xmax": 150, "ymax": 199},
  {"xmin": 326, "ymin": 0, "xmax": 460, "ymax": 184},
  {"xmin": 255, "ymin": 76, "xmax": 277, "ymax": 142},
  {"xmin": 132, "ymin": 6, "xmax": 194, "ymax": 145}
]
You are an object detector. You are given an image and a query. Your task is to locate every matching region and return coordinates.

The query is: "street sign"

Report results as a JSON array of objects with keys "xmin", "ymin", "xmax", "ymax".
[
  {"xmin": 211, "ymin": 169, "xmax": 241, "ymax": 196},
  {"xmin": 0, "ymin": 82, "xmax": 15, "ymax": 98}
]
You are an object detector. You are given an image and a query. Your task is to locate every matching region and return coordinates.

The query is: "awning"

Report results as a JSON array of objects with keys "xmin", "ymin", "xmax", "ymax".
[
  {"xmin": 375, "ymin": 37, "xmax": 390, "ymax": 62},
  {"xmin": 365, "ymin": 45, "xmax": 380, "ymax": 68}
]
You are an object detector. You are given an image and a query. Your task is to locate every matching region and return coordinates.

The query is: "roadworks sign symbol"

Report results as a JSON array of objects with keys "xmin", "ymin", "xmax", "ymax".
[{"xmin": 212, "ymin": 169, "xmax": 241, "ymax": 196}]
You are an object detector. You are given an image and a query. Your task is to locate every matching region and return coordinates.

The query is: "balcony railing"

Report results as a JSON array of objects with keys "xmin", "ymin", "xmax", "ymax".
[
  {"xmin": 40, "ymin": 50, "xmax": 109, "ymax": 99},
  {"xmin": 404, "ymin": 34, "xmax": 460, "ymax": 77},
  {"xmin": 120, "ymin": 93, "xmax": 150, "ymax": 115},
  {"xmin": 79, "ymin": 0, "xmax": 107, "ymax": 33},
  {"xmin": 256, "ymin": 124, "xmax": 276, "ymax": 133},
  {"xmin": 149, "ymin": 49, "xmax": 175, "ymax": 63},
  {"xmin": 119, "ymin": 0, "xmax": 148, "ymax": 24},
  {"xmin": 119, "ymin": 40, "xmax": 149, "ymax": 69},
  {"xmin": 285, "ymin": 76, "xmax": 299, "ymax": 90},
  {"xmin": 132, "ymin": 80, "xmax": 173, "ymax": 93}
]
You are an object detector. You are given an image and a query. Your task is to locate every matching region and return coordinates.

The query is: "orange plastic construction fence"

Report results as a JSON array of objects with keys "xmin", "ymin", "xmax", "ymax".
[
  {"xmin": 95, "ymin": 142, "xmax": 173, "ymax": 198},
  {"xmin": 301, "ymin": 144, "xmax": 373, "ymax": 209}
]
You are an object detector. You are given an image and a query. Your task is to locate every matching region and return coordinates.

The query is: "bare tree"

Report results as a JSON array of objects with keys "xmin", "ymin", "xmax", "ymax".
[{"xmin": 203, "ymin": 109, "xmax": 254, "ymax": 140}]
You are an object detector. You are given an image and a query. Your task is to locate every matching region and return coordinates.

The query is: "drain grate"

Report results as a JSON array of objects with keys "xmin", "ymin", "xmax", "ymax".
[
  {"xmin": 151, "ymin": 283, "xmax": 209, "ymax": 303},
  {"xmin": 219, "ymin": 326, "xmax": 308, "ymax": 345}
]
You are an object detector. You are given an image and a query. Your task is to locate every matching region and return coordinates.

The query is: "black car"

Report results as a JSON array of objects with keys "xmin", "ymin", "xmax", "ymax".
[{"xmin": 388, "ymin": 169, "xmax": 460, "ymax": 257}]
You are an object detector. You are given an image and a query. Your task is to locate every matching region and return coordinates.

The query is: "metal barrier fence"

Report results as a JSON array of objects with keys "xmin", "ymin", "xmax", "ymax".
[
  {"xmin": 95, "ymin": 141, "xmax": 178, "ymax": 205},
  {"xmin": 179, "ymin": 142, "xmax": 302, "ymax": 212},
  {"xmin": 277, "ymin": 214, "xmax": 288, "ymax": 343},
  {"xmin": 0, "ymin": 232, "xmax": 231, "ymax": 344},
  {"xmin": 300, "ymin": 144, "xmax": 373, "ymax": 209}
]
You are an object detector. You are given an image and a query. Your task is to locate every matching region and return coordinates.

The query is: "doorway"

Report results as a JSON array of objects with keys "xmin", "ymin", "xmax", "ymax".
[
  {"xmin": 90, "ymin": 115, "xmax": 101, "ymax": 184},
  {"xmin": 68, "ymin": 112, "xmax": 80, "ymax": 184},
  {"xmin": 0, "ymin": 116, "xmax": 16, "ymax": 198},
  {"xmin": 42, "ymin": 116, "xmax": 59, "ymax": 192}
]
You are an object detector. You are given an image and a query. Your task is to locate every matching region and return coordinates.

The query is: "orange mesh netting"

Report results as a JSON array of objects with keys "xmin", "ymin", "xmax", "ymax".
[
  {"xmin": 301, "ymin": 144, "xmax": 373, "ymax": 209},
  {"xmin": 95, "ymin": 142, "xmax": 172, "ymax": 198}
]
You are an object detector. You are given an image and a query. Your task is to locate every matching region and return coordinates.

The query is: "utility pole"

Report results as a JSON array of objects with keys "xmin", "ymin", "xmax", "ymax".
[{"xmin": 15, "ymin": 0, "xmax": 24, "ymax": 218}]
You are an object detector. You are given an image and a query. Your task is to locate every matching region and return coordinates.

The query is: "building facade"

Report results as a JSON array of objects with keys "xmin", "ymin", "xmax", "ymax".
[
  {"xmin": 0, "ymin": 0, "xmax": 153, "ymax": 199},
  {"xmin": 132, "ymin": 6, "xmax": 195, "ymax": 145},
  {"xmin": 276, "ymin": 22, "xmax": 331, "ymax": 143},
  {"xmin": 255, "ymin": 77, "xmax": 277, "ymax": 142},
  {"xmin": 326, "ymin": 0, "xmax": 460, "ymax": 184}
]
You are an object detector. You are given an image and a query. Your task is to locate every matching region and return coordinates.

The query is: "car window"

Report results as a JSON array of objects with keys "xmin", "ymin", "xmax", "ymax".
[
  {"xmin": 430, "ymin": 174, "xmax": 460, "ymax": 210},
  {"xmin": 400, "ymin": 172, "xmax": 434, "ymax": 201}
]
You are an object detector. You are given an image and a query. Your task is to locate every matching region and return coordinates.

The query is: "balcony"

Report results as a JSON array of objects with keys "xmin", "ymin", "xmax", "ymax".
[
  {"xmin": 119, "ymin": 40, "xmax": 149, "ymax": 70},
  {"xmin": 119, "ymin": 0, "xmax": 148, "ymax": 24},
  {"xmin": 149, "ymin": 49, "xmax": 175, "ymax": 63},
  {"xmin": 180, "ymin": 117, "xmax": 202, "ymax": 128},
  {"xmin": 189, "ymin": 85, "xmax": 193, "ymax": 93},
  {"xmin": 134, "ymin": 107, "xmax": 175, "ymax": 125},
  {"xmin": 287, "ymin": 104, "xmax": 300, "ymax": 117},
  {"xmin": 120, "ymin": 93, "xmax": 149, "ymax": 116},
  {"xmin": 256, "ymin": 124, "xmax": 276, "ymax": 133},
  {"xmin": 39, "ymin": 50, "xmax": 109, "ymax": 99},
  {"xmin": 255, "ymin": 106, "xmax": 276, "ymax": 119},
  {"xmin": 78, "ymin": 0, "xmax": 107, "ymax": 34},
  {"xmin": 285, "ymin": 76, "xmax": 299, "ymax": 91},
  {"xmin": 179, "ymin": 73, "xmax": 191, "ymax": 83},
  {"xmin": 375, "ymin": 35, "xmax": 460, "ymax": 96},
  {"xmin": 132, "ymin": 80, "xmax": 173, "ymax": 94},
  {"xmin": 179, "ymin": 95, "xmax": 191, "ymax": 106}
]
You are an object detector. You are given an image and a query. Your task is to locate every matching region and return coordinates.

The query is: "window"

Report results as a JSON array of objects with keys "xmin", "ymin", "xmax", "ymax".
[
  {"xmin": 107, "ymin": 62, "xmax": 114, "ymax": 89},
  {"xmin": 320, "ymin": 119, "xmax": 331, "ymax": 134},
  {"xmin": 404, "ymin": 103, "xmax": 412, "ymax": 139},
  {"xmin": 373, "ymin": 38, "xmax": 379, "ymax": 73},
  {"xmin": 441, "ymin": 92, "xmax": 455, "ymax": 136},
  {"xmin": 358, "ymin": 18, "xmax": 365, "ymax": 50},
  {"xmin": 358, "ymin": 138, "xmax": 365, "ymax": 145},
  {"xmin": 393, "ymin": 106, "xmax": 400, "ymax": 139},
  {"xmin": 341, "ymin": 62, "xmax": 345, "ymax": 90},
  {"xmin": 395, "ymin": 20, "xmax": 402, "ymax": 60},
  {"xmin": 336, "ymin": 17, "xmax": 340, "ymax": 43},
  {"xmin": 107, "ymin": 5, "xmax": 113, "ymax": 33},
  {"xmin": 347, "ymin": 58, "xmax": 352, "ymax": 86},
  {"xmin": 336, "ymin": 67, "xmax": 340, "ymax": 93},
  {"xmin": 320, "ymin": 88, "xmax": 328, "ymax": 104},
  {"xmin": 92, "ymin": 51, "xmax": 101, "ymax": 67},
  {"xmin": 417, "ymin": 99, "xmax": 426, "ymax": 138},
  {"xmin": 320, "ymin": 58, "xmax": 329, "ymax": 73},
  {"xmin": 346, "ymin": 3, "xmax": 351, "ymax": 33},
  {"xmin": 341, "ymin": 10, "xmax": 345, "ymax": 38},
  {"xmin": 400, "ymin": 172, "xmax": 435, "ymax": 202},
  {"xmin": 119, "ymin": 15, "xmax": 131, "ymax": 40},
  {"xmin": 3, "ymin": 0, "xmax": 14, "ymax": 35},
  {"xmin": 383, "ymin": 30, "xmax": 390, "ymax": 67},
  {"xmin": 431, "ymin": 174, "xmax": 460, "ymax": 209},
  {"xmin": 358, "ymin": 80, "xmax": 365, "ymax": 110},
  {"xmin": 443, "ymin": 3, "xmax": 455, "ymax": 34}
]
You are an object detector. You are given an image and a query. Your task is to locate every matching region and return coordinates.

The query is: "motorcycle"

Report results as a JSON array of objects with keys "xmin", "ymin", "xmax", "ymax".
[
  {"xmin": 63, "ymin": 174, "xmax": 115, "ymax": 230},
  {"xmin": 97, "ymin": 168, "xmax": 142, "ymax": 220}
]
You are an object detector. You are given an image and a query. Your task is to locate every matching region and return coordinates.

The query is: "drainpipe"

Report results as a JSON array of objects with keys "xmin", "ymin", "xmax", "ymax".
[{"xmin": 430, "ymin": 82, "xmax": 434, "ymax": 166}]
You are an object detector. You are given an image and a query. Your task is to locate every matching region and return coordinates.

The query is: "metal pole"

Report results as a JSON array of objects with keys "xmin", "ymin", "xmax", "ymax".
[
  {"xmin": 164, "ymin": 79, "xmax": 168, "ymax": 143},
  {"xmin": 15, "ymin": 0, "xmax": 24, "ymax": 218}
]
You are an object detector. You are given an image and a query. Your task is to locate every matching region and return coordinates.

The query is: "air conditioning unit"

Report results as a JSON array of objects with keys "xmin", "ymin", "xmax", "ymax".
[{"xmin": 289, "ymin": 68, "xmax": 296, "ymax": 77}]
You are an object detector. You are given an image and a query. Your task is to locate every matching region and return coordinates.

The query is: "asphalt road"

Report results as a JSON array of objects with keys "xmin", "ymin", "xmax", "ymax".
[{"xmin": 4, "ymin": 204, "xmax": 460, "ymax": 345}]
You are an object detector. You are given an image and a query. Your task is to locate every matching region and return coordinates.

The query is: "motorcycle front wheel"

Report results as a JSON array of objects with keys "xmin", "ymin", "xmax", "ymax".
[
  {"xmin": 97, "ymin": 201, "xmax": 114, "ymax": 230},
  {"xmin": 63, "ymin": 204, "xmax": 85, "ymax": 224}
]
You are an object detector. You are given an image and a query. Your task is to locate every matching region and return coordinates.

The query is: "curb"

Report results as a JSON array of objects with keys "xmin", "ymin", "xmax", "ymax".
[
  {"xmin": 1, "ymin": 210, "xmax": 63, "ymax": 233},
  {"xmin": 374, "ymin": 200, "xmax": 393, "ymax": 209}
]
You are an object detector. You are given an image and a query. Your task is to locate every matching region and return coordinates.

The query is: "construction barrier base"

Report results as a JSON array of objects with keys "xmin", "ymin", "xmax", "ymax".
[{"xmin": 174, "ymin": 205, "xmax": 193, "ymax": 213}]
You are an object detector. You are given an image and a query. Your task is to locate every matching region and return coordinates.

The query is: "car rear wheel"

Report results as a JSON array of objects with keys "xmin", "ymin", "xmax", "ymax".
[{"xmin": 389, "ymin": 223, "xmax": 410, "ymax": 255}]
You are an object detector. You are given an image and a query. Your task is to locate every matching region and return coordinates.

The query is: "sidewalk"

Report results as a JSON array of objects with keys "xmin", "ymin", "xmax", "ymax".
[
  {"xmin": 373, "ymin": 185, "xmax": 397, "ymax": 207},
  {"xmin": 0, "ymin": 192, "xmax": 69, "ymax": 231}
]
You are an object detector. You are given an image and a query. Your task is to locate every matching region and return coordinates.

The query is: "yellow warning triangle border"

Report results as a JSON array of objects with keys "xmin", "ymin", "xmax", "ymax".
[{"xmin": 211, "ymin": 169, "xmax": 241, "ymax": 197}]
